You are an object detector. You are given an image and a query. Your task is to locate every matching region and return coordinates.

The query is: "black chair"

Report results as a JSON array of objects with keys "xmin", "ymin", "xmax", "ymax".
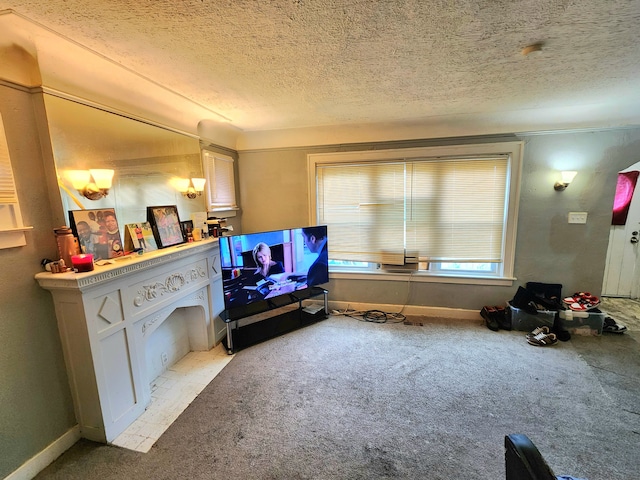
[{"xmin": 505, "ymin": 434, "xmax": 585, "ymax": 480}]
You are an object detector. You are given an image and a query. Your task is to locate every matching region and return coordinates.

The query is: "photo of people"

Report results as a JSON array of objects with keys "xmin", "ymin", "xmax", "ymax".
[
  {"xmin": 69, "ymin": 208, "xmax": 125, "ymax": 260},
  {"xmin": 148, "ymin": 205, "xmax": 185, "ymax": 248},
  {"xmin": 124, "ymin": 222, "xmax": 157, "ymax": 252}
]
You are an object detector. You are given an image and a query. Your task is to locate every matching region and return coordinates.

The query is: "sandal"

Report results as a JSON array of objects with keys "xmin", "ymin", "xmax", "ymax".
[{"xmin": 527, "ymin": 332, "xmax": 558, "ymax": 346}]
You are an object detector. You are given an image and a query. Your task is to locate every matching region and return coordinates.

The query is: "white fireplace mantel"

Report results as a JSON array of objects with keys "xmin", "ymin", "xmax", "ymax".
[{"xmin": 36, "ymin": 239, "xmax": 225, "ymax": 443}]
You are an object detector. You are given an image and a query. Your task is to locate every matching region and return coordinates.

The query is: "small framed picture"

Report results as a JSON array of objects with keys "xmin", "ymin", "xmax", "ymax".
[
  {"xmin": 124, "ymin": 222, "xmax": 158, "ymax": 253},
  {"xmin": 180, "ymin": 220, "xmax": 194, "ymax": 237},
  {"xmin": 147, "ymin": 205, "xmax": 185, "ymax": 248},
  {"xmin": 69, "ymin": 208, "xmax": 125, "ymax": 260}
]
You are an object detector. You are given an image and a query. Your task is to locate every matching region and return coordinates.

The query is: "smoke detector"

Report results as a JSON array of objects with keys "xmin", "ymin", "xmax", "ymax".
[{"xmin": 521, "ymin": 43, "xmax": 543, "ymax": 56}]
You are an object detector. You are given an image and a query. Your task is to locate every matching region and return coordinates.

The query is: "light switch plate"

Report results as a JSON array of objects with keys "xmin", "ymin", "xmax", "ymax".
[{"xmin": 568, "ymin": 212, "xmax": 588, "ymax": 224}]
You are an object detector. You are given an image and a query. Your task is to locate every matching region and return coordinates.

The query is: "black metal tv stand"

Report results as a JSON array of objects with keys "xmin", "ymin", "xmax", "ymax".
[{"xmin": 221, "ymin": 287, "xmax": 328, "ymax": 354}]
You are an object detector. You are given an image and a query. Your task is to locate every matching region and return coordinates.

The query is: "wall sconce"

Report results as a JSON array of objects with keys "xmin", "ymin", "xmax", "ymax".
[
  {"xmin": 65, "ymin": 169, "xmax": 115, "ymax": 200},
  {"xmin": 176, "ymin": 177, "xmax": 206, "ymax": 199},
  {"xmin": 554, "ymin": 171, "xmax": 577, "ymax": 191}
]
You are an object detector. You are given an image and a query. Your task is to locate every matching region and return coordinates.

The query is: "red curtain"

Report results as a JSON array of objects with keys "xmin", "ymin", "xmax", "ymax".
[{"xmin": 612, "ymin": 171, "xmax": 639, "ymax": 225}]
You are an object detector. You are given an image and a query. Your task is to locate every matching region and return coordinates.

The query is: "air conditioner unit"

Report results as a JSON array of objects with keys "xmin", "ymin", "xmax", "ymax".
[{"xmin": 379, "ymin": 260, "xmax": 419, "ymax": 273}]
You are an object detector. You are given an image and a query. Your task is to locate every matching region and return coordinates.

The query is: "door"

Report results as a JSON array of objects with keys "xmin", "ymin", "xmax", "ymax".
[{"xmin": 602, "ymin": 166, "xmax": 640, "ymax": 297}]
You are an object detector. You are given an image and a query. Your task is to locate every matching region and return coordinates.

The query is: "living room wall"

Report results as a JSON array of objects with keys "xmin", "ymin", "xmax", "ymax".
[
  {"xmin": 2, "ymin": 74, "xmax": 640, "ymax": 478},
  {"xmin": 237, "ymin": 128, "xmax": 640, "ymax": 311},
  {"xmin": 0, "ymin": 84, "xmax": 76, "ymax": 479}
]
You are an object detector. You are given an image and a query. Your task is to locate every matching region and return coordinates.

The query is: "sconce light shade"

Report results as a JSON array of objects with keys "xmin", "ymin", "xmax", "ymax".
[
  {"xmin": 191, "ymin": 177, "xmax": 206, "ymax": 192},
  {"xmin": 65, "ymin": 169, "xmax": 115, "ymax": 200},
  {"xmin": 177, "ymin": 177, "xmax": 206, "ymax": 199},
  {"xmin": 554, "ymin": 170, "xmax": 578, "ymax": 191},
  {"xmin": 89, "ymin": 169, "xmax": 115, "ymax": 189}
]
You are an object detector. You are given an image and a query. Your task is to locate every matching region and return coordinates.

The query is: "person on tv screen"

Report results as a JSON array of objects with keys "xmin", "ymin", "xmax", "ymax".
[
  {"xmin": 302, "ymin": 226, "xmax": 329, "ymax": 286},
  {"xmin": 252, "ymin": 242, "xmax": 285, "ymax": 279}
]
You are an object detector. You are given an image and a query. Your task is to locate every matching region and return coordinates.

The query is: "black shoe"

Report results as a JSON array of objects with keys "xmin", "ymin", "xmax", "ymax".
[
  {"xmin": 481, "ymin": 306, "xmax": 500, "ymax": 331},
  {"xmin": 494, "ymin": 306, "xmax": 511, "ymax": 330}
]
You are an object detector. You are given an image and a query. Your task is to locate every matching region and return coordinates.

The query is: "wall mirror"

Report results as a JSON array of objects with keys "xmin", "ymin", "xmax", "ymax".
[{"xmin": 43, "ymin": 94, "xmax": 206, "ymax": 237}]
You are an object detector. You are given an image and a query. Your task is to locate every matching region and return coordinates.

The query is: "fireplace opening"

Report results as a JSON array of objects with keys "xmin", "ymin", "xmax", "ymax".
[{"xmin": 144, "ymin": 305, "xmax": 207, "ymax": 384}]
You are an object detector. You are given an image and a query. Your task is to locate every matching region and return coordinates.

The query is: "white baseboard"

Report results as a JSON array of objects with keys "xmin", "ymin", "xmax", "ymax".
[
  {"xmin": 6, "ymin": 425, "xmax": 80, "ymax": 480},
  {"xmin": 326, "ymin": 300, "xmax": 480, "ymax": 321}
]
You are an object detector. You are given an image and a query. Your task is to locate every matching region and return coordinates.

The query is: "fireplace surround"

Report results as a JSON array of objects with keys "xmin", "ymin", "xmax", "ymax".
[{"xmin": 36, "ymin": 239, "xmax": 225, "ymax": 443}]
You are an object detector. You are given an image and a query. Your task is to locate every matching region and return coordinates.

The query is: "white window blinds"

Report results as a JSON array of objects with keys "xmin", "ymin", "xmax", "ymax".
[
  {"xmin": 0, "ymin": 112, "xmax": 30, "ymax": 248},
  {"xmin": 316, "ymin": 155, "xmax": 509, "ymax": 265},
  {"xmin": 0, "ymin": 115, "xmax": 18, "ymax": 204},
  {"xmin": 202, "ymin": 150, "xmax": 237, "ymax": 211}
]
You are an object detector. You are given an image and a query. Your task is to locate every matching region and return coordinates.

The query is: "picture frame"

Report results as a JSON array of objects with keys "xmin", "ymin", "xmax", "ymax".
[
  {"xmin": 68, "ymin": 208, "xmax": 125, "ymax": 260},
  {"xmin": 180, "ymin": 220, "xmax": 194, "ymax": 238},
  {"xmin": 147, "ymin": 205, "xmax": 185, "ymax": 248},
  {"xmin": 124, "ymin": 221, "xmax": 158, "ymax": 253}
]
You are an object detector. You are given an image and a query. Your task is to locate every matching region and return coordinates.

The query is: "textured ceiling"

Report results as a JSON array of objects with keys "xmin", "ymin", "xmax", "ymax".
[{"xmin": 0, "ymin": 0, "xmax": 639, "ymax": 141}]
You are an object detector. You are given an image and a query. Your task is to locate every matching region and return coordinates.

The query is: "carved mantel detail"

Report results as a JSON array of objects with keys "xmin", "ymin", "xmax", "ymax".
[{"xmin": 134, "ymin": 266, "xmax": 206, "ymax": 307}]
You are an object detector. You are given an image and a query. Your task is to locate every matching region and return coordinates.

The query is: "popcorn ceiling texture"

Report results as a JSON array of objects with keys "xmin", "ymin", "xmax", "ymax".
[{"xmin": 0, "ymin": 0, "xmax": 639, "ymax": 131}]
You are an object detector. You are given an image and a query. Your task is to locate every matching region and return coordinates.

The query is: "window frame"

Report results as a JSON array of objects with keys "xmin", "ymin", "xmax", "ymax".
[
  {"xmin": 202, "ymin": 149, "xmax": 238, "ymax": 213},
  {"xmin": 0, "ymin": 112, "xmax": 32, "ymax": 249},
  {"xmin": 308, "ymin": 141, "xmax": 523, "ymax": 286}
]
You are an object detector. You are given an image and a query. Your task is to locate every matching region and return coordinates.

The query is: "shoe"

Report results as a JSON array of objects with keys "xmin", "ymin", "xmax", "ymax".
[
  {"xmin": 526, "ymin": 325, "xmax": 550, "ymax": 340},
  {"xmin": 563, "ymin": 292, "xmax": 600, "ymax": 311},
  {"xmin": 495, "ymin": 306, "xmax": 511, "ymax": 330},
  {"xmin": 481, "ymin": 306, "xmax": 500, "ymax": 331},
  {"xmin": 603, "ymin": 316, "xmax": 627, "ymax": 333},
  {"xmin": 527, "ymin": 332, "xmax": 558, "ymax": 346}
]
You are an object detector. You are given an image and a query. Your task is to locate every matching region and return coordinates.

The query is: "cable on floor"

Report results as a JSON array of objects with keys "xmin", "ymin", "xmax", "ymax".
[{"xmin": 331, "ymin": 308, "xmax": 406, "ymax": 324}]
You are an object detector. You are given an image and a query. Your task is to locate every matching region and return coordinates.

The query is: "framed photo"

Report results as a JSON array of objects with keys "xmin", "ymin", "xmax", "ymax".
[
  {"xmin": 124, "ymin": 222, "xmax": 158, "ymax": 253},
  {"xmin": 180, "ymin": 220, "xmax": 194, "ymax": 238},
  {"xmin": 68, "ymin": 208, "xmax": 125, "ymax": 260},
  {"xmin": 147, "ymin": 205, "xmax": 185, "ymax": 248}
]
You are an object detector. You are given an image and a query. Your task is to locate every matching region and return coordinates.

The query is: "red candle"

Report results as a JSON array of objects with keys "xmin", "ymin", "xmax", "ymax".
[{"xmin": 71, "ymin": 254, "xmax": 94, "ymax": 272}]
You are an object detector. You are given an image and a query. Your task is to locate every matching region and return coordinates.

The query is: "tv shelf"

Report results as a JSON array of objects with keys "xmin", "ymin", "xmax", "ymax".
[{"xmin": 221, "ymin": 286, "xmax": 328, "ymax": 354}]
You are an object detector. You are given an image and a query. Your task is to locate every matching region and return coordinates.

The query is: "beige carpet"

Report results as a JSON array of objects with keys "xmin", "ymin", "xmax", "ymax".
[{"xmin": 36, "ymin": 314, "xmax": 639, "ymax": 479}]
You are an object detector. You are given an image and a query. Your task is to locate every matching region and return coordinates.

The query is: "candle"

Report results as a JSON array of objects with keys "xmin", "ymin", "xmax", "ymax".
[{"xmin": 71, "ymin": 254, "xmax": 94, "ymax": 272}]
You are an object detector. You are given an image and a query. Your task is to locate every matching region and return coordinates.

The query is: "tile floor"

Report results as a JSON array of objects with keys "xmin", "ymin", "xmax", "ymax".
[
  {"xmin": 111, "ymin": 342, "xmax": 234, "ymax": 453},
  {"xmin": 599, "ymin": 296, "xmax": 640, "ymax": 331}
]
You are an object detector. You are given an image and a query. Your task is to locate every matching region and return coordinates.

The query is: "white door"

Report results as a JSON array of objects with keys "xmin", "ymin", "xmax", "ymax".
[{"xmin": 602, "ymin": 167, "xmax": 640, "ymax": 298}]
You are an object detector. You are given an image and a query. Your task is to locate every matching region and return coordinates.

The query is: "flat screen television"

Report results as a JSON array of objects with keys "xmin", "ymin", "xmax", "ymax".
[{"xmin": 218, "ymin": 226, "xmax": 328, "ymax": 312}]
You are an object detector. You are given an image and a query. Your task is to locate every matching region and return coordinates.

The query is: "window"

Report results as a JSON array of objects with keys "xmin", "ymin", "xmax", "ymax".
[
  {"xmin": 0, "ymin": 113, "xmax": 31, "ymax": 249},
  {"xmin": 202, "ymin": 150, "xmax": 238, "ymax": 212},
  {"xmin": 308, "ymin": 142, "xmax": 523, "ymax": 282}
]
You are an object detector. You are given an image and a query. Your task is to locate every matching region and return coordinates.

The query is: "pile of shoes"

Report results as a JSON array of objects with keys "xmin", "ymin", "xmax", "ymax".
[
  {"xmin": 563, "ymin": 292, "xmax": 601, "ymax": 311},
  {"xmin": 480, "ymin": 305, "xmax": 510, "ymax": 331},
  {"xmin": 511, "ymin": 283, "xmax": 564, "ymax": 313}
]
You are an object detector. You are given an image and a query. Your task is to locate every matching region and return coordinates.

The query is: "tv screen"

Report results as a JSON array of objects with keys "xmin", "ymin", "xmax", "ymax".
[{"xmin": 219, "ymin": 226, "xmax": 328, "ymax": 311}]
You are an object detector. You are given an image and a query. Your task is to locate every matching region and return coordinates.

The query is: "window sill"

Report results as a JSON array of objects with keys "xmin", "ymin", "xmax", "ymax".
[
  {"xmin": 0, "ymin": 226, "xmax": 33, "ymax": 249},
  {"xmin": 329, "ymin": 270, "xmax": 516, "ymax": 287}
]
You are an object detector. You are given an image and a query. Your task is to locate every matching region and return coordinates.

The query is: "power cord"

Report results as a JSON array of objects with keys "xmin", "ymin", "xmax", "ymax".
[{"xmin": 331, "ymin": 308, "xmax": 406, "ymax": 324}]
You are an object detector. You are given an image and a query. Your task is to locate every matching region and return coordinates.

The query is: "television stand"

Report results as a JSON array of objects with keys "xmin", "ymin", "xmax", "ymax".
[{"xmin": 221, "ymin": 287, "xmax": 328, "ymax": 354}]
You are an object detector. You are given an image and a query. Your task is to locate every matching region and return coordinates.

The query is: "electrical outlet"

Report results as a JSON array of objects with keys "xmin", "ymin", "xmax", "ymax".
[
  {"xmin": 568, "ymin": 212, "xmax": 588, "ymax": 224},
  {"xmin": 161, "ymin": 352, "xmax": 168, "ymax": 365}
]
